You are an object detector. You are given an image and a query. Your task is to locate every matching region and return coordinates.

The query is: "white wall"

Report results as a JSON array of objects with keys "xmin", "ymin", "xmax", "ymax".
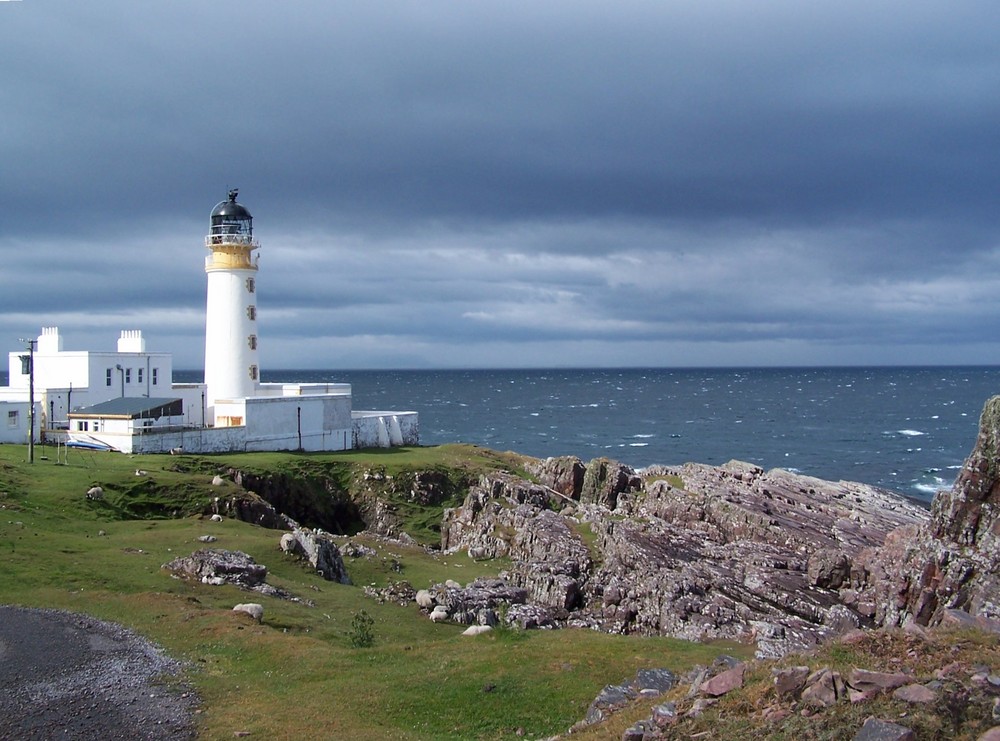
[
  {"xmin": 352, "ymin": 411, "xmax": 419, "ymax": 448},
  {"xmin": 0, "ymin": 400, "xmax": 33, "ymax": 444}
]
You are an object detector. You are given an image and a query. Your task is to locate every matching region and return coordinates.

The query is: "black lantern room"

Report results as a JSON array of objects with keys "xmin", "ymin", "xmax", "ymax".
[{"xmin": 210, "ymin": 189, "xmax": 253, "ymax": 240}]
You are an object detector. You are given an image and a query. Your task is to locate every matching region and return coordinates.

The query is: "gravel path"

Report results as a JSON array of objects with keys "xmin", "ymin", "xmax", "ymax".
[{"xmin": 0, "ymin": 606, "xmax": 198, "ymax": 740}]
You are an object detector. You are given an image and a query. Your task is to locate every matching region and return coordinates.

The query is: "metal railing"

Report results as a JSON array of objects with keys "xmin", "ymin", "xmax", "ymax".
[{"xmin": 205, "ymin": 233, "xmax": 259, "ymax": 248}]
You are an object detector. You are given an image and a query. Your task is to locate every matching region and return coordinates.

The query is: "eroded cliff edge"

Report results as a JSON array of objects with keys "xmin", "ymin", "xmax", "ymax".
[{"xmin": 856, "ymin": 395, "xmax": 1000, "ymax": 629}]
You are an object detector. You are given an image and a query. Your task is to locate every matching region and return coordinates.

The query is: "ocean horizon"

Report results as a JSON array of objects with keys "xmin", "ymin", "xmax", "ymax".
[{"xmin": 4, "ymin": 365, "xmax": 998, "ymax": 501}]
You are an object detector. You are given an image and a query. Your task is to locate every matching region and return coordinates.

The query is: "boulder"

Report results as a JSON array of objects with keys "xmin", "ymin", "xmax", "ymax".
[
  {"xmin": 847, "ymin": 669, "xmax": 911, "ymax": 694},
  {"xmin": 164, "ymin": 549, "xmax": 267, "ymax": 588},
  {"xmin": 163, "ymin": 549, "xmax": 293, "ymax": 599},
  {"xmin": 892, "ymin": 684, "xmax": 937, "ymax": 704},
  {"xmin": 852, "ymin": 717, "xmax": 915, "ymax": 741},
  {"xmin": 700, "ymin": 664, "xmax": 745, "ymax": 697},
  {"xmin": 279, "ymin": 528, "xmax": 351, "ymax": 584},
  {"xmin": 773, "ymin": 665, "xmax": 811, "ymax": 698},
  {"xmin": 800, "ymin": 668, "xmax": 846, "ymax": 708}
]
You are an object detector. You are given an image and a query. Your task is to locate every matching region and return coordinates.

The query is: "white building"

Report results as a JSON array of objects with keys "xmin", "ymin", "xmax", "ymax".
[{"xmin": 0, "ymin": 191, "xmax": 418, "ymax": 454}]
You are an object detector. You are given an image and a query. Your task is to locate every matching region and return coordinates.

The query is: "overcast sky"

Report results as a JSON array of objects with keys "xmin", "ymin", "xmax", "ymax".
[{"xmin": 2, "ymin": 1, "xmax": 1000, "ymax": 370}]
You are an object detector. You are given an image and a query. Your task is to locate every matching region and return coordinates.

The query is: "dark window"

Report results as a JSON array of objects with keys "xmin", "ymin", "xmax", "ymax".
[
  {"xmin": 248, "ymin": 335, "xmax": 258, "ymax": 350},
  {"xmin": 152, "ymin": 368, "xmax": 158, "ymax": 385},
  {"xmin": 248, "ymin": 365, "xmax": 259, "ymax": 381},
  {"xmin": 247, "ymin": 305, "xmax": 257, "ymax": 320},
  {"xmin": 137, "ymin": 368, "xmax": 143, "ymax": 384},
  {"xmin": 125, "ymin": 368, "xmax": 132, "ymax": 383},
  {"xmin": 106, "ymin": 369, "xmax": 113, "ymax": 387}
]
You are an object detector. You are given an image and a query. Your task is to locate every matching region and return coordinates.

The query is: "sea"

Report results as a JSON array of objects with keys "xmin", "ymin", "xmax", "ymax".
[
  {"xmin": 220, "ymin": 366, "xmax": 999, "ymax": 502},
  {"xmin": 7, "ymin": 366, "xmax": 998, "ymax": 503}
]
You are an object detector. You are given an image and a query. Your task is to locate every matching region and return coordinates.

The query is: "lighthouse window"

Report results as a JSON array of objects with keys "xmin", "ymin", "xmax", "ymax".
[
  {"xmin": 152, "ymin": 368, "xmax": 159, "ymax": 385},
  {"xmin": 137, "ymin": 368, "xmax": 144, "ymax": 384},
  {"xmin": 125, "ymin": 368, "xmax": 132, "ymax": 383},
  {"xmin": 246, "ymin": 277, "xmax": 255, "ymax": 294},
  {"xmin": 247, "ymin": 305, "xmax": 257, "ymax": 320},
  {"xmin": 106, "ymin": 368, "xmax": 113, "ymax": 387},
  {"xmin": 248, "ymin": 334, "xmax": 258, "ymax": 350},
  {"xmin": 248, "ymin": 364, "xmax": 259, "ymax": 381}
]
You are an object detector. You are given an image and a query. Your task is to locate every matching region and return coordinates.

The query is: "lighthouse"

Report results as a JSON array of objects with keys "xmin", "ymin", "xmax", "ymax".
[{"xmin": 204, "ymin": 189, "xmax": 260, "ymax": 422}]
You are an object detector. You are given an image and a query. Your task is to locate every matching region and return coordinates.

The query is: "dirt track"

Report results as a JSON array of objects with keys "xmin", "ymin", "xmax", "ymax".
[{"xmin": 0, "ymin": 606, "xmax": 197, "ymax": 740}]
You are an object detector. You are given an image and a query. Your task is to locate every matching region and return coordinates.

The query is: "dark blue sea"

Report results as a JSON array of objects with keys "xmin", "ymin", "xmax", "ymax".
[
  {"xmin": 8, "ymin": 367, "xmax": 997, "ymax": 501},
  {"xmin": 246, "ymin": 366, "xmax": 999, "ymax": 502}
]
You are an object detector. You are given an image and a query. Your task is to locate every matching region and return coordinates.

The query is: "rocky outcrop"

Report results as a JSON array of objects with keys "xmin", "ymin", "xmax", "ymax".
[
  {"xmin": 437, "ymin": 456, "xmax": 928, "ymax": 656},
  {"xmin": 206, "ymin": 493, "xmax": 298, "ymax": 530},
  {"xmin": 163, "ymin": 548, "xmax": 296, "ymax": 600},
  {"xmin": 279, "ymin": 528, "xmax": 351, "ymax": 584},
  {"xmin": 442, "ymin": 473, "xmax": 593, "ymax": 612},
  {"xmin": 857, "ymin": 396, "xmax": 1000, "ymax": 628}
]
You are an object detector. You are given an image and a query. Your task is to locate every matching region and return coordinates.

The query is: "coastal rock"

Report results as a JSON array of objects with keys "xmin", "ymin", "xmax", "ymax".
[
  {"xmin": 437, "ymin": 454, "xmax": 928, "ymax": 655},
  {"xmin": 859, "ymin": 396, "xmax": 1000, "ymax": 628},
  {"xmin": 279, "ymin": 528, "xmax": 351, "ymax": 584},
  {"xmin": 579, "ymin": 458, "xmax": 641, "ymax": 510},
  {"xmin": 524, "ymin": 456, "xmax": 586, "ymax": 500}
]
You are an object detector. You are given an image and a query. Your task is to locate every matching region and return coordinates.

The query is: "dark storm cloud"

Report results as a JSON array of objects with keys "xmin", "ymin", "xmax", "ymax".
[{"xmin": 2, "ymin": 1, "xmax": 1000, "ymax": 368}]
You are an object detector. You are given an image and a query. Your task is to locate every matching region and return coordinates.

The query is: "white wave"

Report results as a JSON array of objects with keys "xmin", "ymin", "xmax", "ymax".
[
  {"xmin": 632, "ymin": 434, "xmax": 655, "ymax": 439},
  {"xmin": 913, "ymin": 483, "xmax": 947, "ymax": 496},
  {"xmin": 898, "ymin": 429, "xmax": 926, "ymax": 437},
  {"xmin": 629, "ymin": 442, "xmax": 649, "ymax": 447}
]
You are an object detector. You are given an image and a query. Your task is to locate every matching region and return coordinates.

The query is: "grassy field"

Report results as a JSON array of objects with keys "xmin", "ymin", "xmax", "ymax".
[{"xmin": 0, "ymin": 443, "xmax": 746, "ymax": 739}]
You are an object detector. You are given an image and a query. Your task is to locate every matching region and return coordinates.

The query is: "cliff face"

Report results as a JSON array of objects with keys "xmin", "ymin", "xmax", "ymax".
[{"xmin": 858, "ymin": 395, "xmax": 1000, "ymax": 626}]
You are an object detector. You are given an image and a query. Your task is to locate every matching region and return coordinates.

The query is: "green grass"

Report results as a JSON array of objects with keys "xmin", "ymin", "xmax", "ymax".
[{"xmin": 0, "ymin": 442, "xmax": 748, "ymax": 739}]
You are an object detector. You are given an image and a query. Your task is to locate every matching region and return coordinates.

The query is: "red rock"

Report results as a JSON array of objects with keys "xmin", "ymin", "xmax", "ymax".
[
  {"xmin": 773, "ymin": 665, "xmax": 810, "ymax": 698},
  {"xmin": 700, "ymin": 664, "xmax": 745, "ymax": 697},
  {"xmin": 892, "ymin": 684, "xmax": 937, "ymax": 704},
  {"xmin": 848, "ymin": 669, "xmax": 911, "ymax": 692},
  {"xmin": 801, "ymin": 668, "xmax": 845, "ymax": 708},
  {"xmin": 852, "ymin": 717, "xmax": 915, "ymax": 741}
]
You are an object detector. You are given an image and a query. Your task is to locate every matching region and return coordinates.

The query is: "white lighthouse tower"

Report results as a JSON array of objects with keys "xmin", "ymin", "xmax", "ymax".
[{"xmin": 204, "ymin": 189, "xmax": 260, "ymax": 423}]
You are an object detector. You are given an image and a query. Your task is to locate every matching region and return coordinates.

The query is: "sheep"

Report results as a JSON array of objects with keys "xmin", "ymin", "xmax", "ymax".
[{"xmin": 86, "ymin": 486, "xmax": 104, "ymax": 501}]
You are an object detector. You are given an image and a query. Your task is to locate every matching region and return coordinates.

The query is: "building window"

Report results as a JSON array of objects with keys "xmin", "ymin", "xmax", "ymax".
[
  {"xmin": 246, "ymin": 277, "xmax": 255, "ymax": 294},
  {"xmin": 247, "ymin": 305, "xmax": 257, "ymax": 320},
  {"xmin": 138, "ymin": 368, "xmax": 143, "ymax": 384},
  {"xmin": 77, "ymin": 421, "xmax": 88, "ymax": 432},
  {"xmin": 248, "ymin": 334, "xmax": 257, "ymax": 350},
  {"xmin": 248, "ymin": 364, "xmax": 259, "ymax": 381},
  {"xmin": 152, "ymin": 367, "xmax": 159, "ymax": 385},
  {"xmin": 125, "ymin": 368, "xmax": 132, "ymax": 383},
  {"xmin": 7, "ymin": 410, "xmax": 18, "ymax": 428},
  {"xmin": 106, "ymin": 369, "xmax": 113, "ymax": 387}
]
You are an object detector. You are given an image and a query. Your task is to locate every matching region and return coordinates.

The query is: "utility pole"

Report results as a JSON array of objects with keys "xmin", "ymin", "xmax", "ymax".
[{"xmin": 18, "ymin": 338, "xmax": 36, "ymax": 464}]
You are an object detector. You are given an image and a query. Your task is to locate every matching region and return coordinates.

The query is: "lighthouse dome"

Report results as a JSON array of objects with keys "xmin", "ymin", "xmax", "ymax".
[{"xmin": 210, "ymin": 189, "xmax": 253, "ymax": 239}]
